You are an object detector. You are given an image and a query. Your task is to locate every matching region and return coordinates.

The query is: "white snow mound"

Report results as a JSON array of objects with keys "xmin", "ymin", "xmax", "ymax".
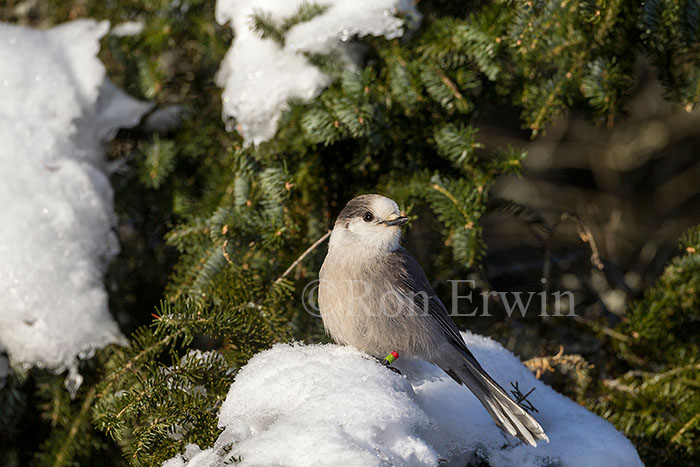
[
  {"xmin": 163, "ymin": 332, "xmax": 642, "ymax": 466},
  {"xmin": 215, "ymin": 0, "xmax": 420, "ymax": 145},
  {"xmin": 0, "ymin": 20, "xmax": 152, "ymax": 390}
]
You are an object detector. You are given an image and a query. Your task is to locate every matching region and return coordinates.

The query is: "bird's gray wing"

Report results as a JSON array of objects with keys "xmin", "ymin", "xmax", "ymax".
[
  {"xmin": 390, "ymin": 246, "xmax": 479, "ymax": 361},
  {"xmin": 389, "ymin": 247, "xmax": 548, "ymax": 447}
]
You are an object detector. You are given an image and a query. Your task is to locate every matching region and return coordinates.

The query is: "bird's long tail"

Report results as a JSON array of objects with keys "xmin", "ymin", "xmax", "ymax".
[{"xmin": 441, "ymin": 350, "xmax": 549, "ymax": 447}]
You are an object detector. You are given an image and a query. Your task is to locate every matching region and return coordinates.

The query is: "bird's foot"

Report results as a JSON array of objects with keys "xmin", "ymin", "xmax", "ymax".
[{"xmin": 381, "ymin": 351, "xmax": 401, "ymax": 375}]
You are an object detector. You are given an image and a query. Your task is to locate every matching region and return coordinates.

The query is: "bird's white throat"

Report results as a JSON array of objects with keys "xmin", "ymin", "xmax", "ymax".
[{"xmin": 328, "ymin": 221, "xmax": 402, "ymax": 253}]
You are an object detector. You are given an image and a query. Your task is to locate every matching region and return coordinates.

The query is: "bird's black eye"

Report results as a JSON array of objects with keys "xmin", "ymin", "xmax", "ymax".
[{"xmin": 363, "ymin": 211, "xmax": 374, "ymax": 222}]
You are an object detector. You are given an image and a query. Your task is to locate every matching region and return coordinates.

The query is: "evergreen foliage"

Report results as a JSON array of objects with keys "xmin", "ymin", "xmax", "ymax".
[
  {"xmin": 0, "ymin": 0, "xmax": 699, "ymax": 465},
  {"xmin": 589, "ymin": 227, "xmax": 700, "ymax": 465},
  {"xmin": 252, "ymin": 1, "xmax": 330, "ymax": 46}
]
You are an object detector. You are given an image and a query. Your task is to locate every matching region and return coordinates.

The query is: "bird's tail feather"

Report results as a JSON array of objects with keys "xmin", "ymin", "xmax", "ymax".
[{"xmin": 444, "ymin": 356, "xmax": 549, "ymax": 447}]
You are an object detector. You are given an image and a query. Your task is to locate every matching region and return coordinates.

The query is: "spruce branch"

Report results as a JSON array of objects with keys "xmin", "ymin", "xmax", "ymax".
[
  {"xmin": 573, "ymin": 315, "xmax": 631, "ymax": 344},
  {"xmin": 251, "ymin": 1, "xmax": 330, "ymax": 46},
  {"xmin": 46, "ymin": 387, "xmax": 97, "ymax": 467},
  {"xmin": 430, "ymin": 182, "xmax": 473, "ymax": 228},
  {"xmin": 528, "ymin": 64, "xmax": 578, "ymax": 136},
  {"xmin": 670, "ymin": 413, "xmax": 700, "ymax": 445},
  {"xmin": 435, "ymin": 68, "xmax": 465, "ymax": 104}
]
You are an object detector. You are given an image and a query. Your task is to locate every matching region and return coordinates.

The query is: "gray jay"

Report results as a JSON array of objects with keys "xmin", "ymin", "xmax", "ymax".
[{"xmin": 318, "ymin": 194, "xmax": 548, "ymax": 447}]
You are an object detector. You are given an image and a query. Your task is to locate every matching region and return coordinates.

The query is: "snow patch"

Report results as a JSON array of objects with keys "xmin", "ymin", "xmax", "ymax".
[
  {"xmin": 215, "ymin": 0, "xmax": 420, "ymax": 145},
  {"xmin": 0, "ymin": 20, "xmax": 152, "ymax": 391},
  {"xmin": 110, "ymin": 21, "xmax": 145, "ymax": 37},
  {"xmin": 163, "ymin": 332, "xmax": 642, "ymax": 466}
]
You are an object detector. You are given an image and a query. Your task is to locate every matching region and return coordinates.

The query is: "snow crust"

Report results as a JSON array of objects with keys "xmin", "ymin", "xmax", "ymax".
[
  {"xmin": 215, "ymin": 0, "xmax": 419, "ymax": 145},
  {"xmin": 0, "ymin": 20, "xmax": 151, "ymax": 389},
  {"xmin": 163, "ymin": 332, "xmax": 642, "ymax": 467}
]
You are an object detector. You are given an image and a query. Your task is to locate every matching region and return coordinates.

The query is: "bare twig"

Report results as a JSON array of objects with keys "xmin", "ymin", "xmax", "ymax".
[
  {"xmin": 567, "ymin": 214, "xmax": 604, "ymax": 270},
  {"xmin": 510, "ymin": 381, "xmax": 539, "ymax": 413},
  {"xmin": 222, "ymin": 239, "xmax": 232, "ymax": 264},
  {"xmin": 546, "ymin": 212, "xmax": 604, "ymax": 274},
  {"xmin": 275, "ymin": 230, "xmax": 331, "ymax": 284}
]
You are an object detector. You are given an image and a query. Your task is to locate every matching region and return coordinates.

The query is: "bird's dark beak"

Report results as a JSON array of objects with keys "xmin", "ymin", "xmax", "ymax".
[{"xmin": 384, "ymin": 216, "xmax": 409, "ymax": 227}]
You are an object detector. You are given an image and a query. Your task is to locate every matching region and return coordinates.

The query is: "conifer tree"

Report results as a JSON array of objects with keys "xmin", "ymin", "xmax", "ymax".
[{"xmin": 589, "ymin": 227, "xmax": 700, "ymax": 466}]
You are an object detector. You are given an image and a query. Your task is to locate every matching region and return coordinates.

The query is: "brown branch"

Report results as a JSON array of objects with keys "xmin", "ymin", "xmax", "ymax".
[
  {"xmin": 275, "ymin": 230, "xmax": 331, "ymax": 284},
  {"xmin": 573, "ymin": 315, "xmax": 630, "ymax": 343},
  {"xmin": 554, "ymin": 212, "xmax": 604, "ymax": 270},
  {"xmin": 670, "ymin": 412, "xmax": 700, "ymax": 444},
  {"xmin": 435, "ymin": 68, "xmax": 465, "ymax": 103}
]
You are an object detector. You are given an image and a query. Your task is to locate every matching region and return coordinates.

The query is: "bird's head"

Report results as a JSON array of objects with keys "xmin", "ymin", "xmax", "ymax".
[{"xmin": 329, "ymin": 194, "xmax": 408, "ymax": 253}]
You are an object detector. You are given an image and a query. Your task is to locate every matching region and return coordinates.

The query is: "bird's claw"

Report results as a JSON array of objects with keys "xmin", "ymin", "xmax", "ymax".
[{"xmin": 380, "ymin": 351, "xmax": 401, "ymax": 374}]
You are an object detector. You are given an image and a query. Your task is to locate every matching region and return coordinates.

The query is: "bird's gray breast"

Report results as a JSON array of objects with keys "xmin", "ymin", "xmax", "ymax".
[{"xmin": 318, "ymin": 249, "xmax": 442, "ymax": 359}]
